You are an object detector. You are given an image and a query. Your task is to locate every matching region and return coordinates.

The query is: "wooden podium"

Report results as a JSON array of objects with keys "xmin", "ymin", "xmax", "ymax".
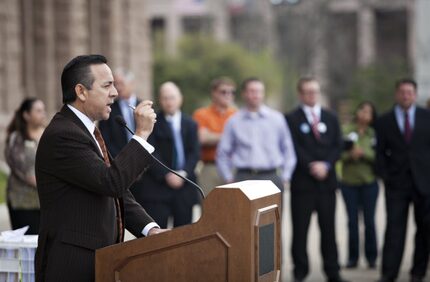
[{"xmin": 95, "ymin": 180, "xmax": 282, "ymax": 282}]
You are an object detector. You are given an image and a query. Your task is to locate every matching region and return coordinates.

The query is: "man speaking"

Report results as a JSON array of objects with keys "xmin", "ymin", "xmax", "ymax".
[{"xmin": 35, "ymin": 55, "xmax": 166, "ymax": 281}]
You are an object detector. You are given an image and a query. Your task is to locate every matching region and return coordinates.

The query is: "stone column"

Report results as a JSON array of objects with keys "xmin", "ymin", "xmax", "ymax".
[
  {"xmin": 357, "ymin": 6, "xmax": 375, "ymax": 66},
  {"xmin": 0, "ymin": 0, "xmax": 23, "ymax": 164},
  {"xmin": 415, "ymin": 0, "xmax": 430, "ymax": 104},
  {"xmin": 89, "ymin": 0, "xmax": 102, "ymax": 53},
  {"xmin": 69, "ymin": 0, "xmax": 90, "ymax": 55},
  {"xmin": 21, "ymin": 0, "xmax": 36, "ymax": 100},
  {"xmin": 165, "ymin": 9, "xmax": 183, "ymax": 56},
  {"xmin": 109, "ymin": 0, "xmax": 125, "ymax": 67},
  {"xmin": 0, "ymin": 0, "xmax": 6, "ymax": 113},
  {"xmin": 310, "ymin": 11, "xmax": 329, "ymax": 107},
  {"xmin": 34, "ymin": 0, "xmax": 57, "ymax": 112},
  {"xmin": 128, "ymin": 0, "xmax": 153, "ymax": 99},
  {"xmin": 1, "ymin": 0, "xmax": 23, "ymax": 113},
  {"xmin": 210, "ymin": 0, "xmax": 230, "ymax": 42}
]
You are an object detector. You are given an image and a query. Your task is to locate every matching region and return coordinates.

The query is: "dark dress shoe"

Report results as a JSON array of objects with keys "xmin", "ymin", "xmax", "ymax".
[
  {"xmin": 410, "ymin": 275, "xmax": 423, "ymax": 282},
  {"xmin": 375, "ymin": 278, "xmax": 394, "ymax": 282},
  {"xmin": 368, "ymin": 261, "xmax": 376, "ymax": 269},
  {"xmin": 345, "ymin": 260, "xmax": 358, "ymax": 269},
  {"xmin": 327, "ymin": 276, "xmax": 350, "ymax": 282}
]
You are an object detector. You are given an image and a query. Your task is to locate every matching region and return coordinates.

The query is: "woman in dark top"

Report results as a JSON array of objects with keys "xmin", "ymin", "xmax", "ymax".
[
  {"xmin": 4, "ymin": 98, "xmax": 46, "ymax": 234},
  {"xmin": 340, "ymin": 101, "xmax": 379, "ymax": 269}
]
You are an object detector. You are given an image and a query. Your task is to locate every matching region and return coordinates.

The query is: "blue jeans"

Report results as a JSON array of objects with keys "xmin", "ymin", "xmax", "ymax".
[{"xmin": 341, "ymin": 181, "xmax": 379, "ymax": 264}]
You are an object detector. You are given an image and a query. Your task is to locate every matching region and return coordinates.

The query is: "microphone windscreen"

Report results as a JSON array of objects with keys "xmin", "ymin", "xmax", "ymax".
[{"xmin": 114, "ymin": 115, "xmax": 127, "ymax": 126}]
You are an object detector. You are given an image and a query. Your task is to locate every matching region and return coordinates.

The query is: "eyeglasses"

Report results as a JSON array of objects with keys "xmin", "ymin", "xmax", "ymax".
[{"xmin": 218, "ymin": 89, "xmax": 235, "ymax": 95}]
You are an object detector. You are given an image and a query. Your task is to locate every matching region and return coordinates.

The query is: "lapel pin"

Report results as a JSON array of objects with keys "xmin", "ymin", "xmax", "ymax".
[{"xmin": 300, "ymin": 123, "xmax": 310, "ymax": 134}]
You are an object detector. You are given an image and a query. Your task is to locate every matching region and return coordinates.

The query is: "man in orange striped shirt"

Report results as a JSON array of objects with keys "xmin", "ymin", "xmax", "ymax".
[{"xmin": 193, "ymin": 77, "xmax": 237, "ymax": 195}]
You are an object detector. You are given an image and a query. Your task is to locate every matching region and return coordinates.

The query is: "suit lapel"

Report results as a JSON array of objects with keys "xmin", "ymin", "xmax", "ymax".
[
  {"xmin": 410, "ymin": 107, "xmax": 422, "ymax": 144},
  {"xmin": 158, "ymin": 113, "xmax": 174, "ymax": 139},
  {"xmin": 298, "ymin": 107, "xmax": 319, "ymax": 141},
  {"xmin": 180, "ymin": 116, "xmax": 187, "ymax": 145},
  {"xmin": 389, "ymin": 110, "xmax": 407, "ymax": 145},
  {"xmin": 298, "ymin": 107, "xmax": 311, "ymax": 126}
]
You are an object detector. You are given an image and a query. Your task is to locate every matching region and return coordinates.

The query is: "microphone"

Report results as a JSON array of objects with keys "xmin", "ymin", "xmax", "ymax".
[{"xmin": 114, "ymin": 115, "xmax": 206, "ymax": 199}]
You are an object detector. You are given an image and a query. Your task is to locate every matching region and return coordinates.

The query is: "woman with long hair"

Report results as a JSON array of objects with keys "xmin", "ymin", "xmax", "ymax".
[
  {"xmin": 340, "ymin": 101, "xmax": 379, "ymax": 269},
  {"xmin": 4, "ymin": 97, "xmax": 46, "ymax": 234}
]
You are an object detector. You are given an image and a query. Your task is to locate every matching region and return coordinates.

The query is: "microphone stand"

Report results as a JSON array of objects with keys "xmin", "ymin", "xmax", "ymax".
[{"xmin": 115, "ymin": 116, "xmax": 206, "ymax": 200}]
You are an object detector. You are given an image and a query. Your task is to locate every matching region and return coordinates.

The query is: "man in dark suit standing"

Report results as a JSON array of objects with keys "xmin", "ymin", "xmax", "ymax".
[
  {"xmin": 140, "ymin": 81, "xmax": 200, "ymax": 228},
  {"xmin": 287, "ymin": 77, "xmax": 346, "ymax": 282},
  {"xmin": 376, "ymin": 78, "xmax": 430, "ymax": 282},
  {"xmin": 35, "ymin": 55, "xmax": 166, "ymax": 282},
  {"xmin": 99, "ymin": 68, "xmax": 139, "ymax": 158},
  {"xmin": 98, "ymin": 69, "xmax": 148, "ymax": 206}
]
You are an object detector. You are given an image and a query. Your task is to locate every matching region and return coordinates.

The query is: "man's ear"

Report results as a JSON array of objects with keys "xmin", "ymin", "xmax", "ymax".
[{"xmin": 75, "ymin": 84, "xmax": 88, "ymax": 102}]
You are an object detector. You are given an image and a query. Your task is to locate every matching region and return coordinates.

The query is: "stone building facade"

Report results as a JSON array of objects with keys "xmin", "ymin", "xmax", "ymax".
[
  {"xmin": 0, "ymin": 0, "xmax": 152, "ymax": 162},
  {"xmin": 274, "ymin": 0, "xmax": 417, "ymax": 108},
  {"xmin": 143, "ymin": 0, "xmax": 230, "ymax": 55},
  {"xmin": 1, "ymin": 0, "xmax": 429, "ymax": 164}
]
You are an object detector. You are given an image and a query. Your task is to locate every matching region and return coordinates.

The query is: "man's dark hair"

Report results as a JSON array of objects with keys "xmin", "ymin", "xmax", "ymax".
[
  {"xmin": 61, "ymin": 54, "xmax": 108, "ymax": 104},
  {"xmin": 210, "ymin": 77, "xmax": 236, "ymax": 92},
  {"xmin": 395, "ymin": 78, "xmax": 417, "ymax": 91},
  {"xmin": 297, "ymin": 76, "xmax": 318, "ymax": 93},
  {"xmin": 240, "ymin": 77, "xmax": 263, "ymax": 93}
]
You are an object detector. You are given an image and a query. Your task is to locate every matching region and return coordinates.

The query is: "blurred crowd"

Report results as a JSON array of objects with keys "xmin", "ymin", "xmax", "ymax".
[{"xmin": 3, "ymin": 70, "xmax": 430, "ymax": 282}]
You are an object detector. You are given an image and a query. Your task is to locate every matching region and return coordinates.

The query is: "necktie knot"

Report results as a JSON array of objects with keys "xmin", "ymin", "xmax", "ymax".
[{"xmin": 311, "ymin": 110, "xmax": 319, "ymax": 123}]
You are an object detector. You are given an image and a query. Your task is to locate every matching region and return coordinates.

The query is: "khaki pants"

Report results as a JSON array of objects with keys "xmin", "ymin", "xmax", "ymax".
[{"xmin": 197, "ymin": 162, "xmax": 223, "ymax": 197}]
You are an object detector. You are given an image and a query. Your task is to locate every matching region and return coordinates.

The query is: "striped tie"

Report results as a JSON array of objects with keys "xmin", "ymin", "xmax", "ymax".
[
  {"xmin": 94, "ymin": 127, "xmax": 124, "ymax": 243},
  {"xmin": 311, "ymin": 110, "xmax": 320, "ymax": 140}
]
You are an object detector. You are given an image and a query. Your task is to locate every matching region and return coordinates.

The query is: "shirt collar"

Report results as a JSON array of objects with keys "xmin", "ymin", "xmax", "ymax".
[
  {"xmin": 242, "ymin": 105, "xmax": 269, "ymax": 119},
  {"xmin": 67, "ymin": 104, "xmax": 96, "ymax": 135},
  {"xmin": 118, "ymin": 94, "xmax": 137, "ymax": 106},
  {"xmin": 395, "ymin": 104, "xmax": 416, "ymax": 117},
  {"xmin": 165, "ymin": 111, "xmax": 182, "ymax": 127},
  {"xmin": 302, "ymin": 104, "xmax": 321, "ymax": 117},
  {"xmin": 210, "ymin": 103, "xmax": 235, "ymax": 116}
]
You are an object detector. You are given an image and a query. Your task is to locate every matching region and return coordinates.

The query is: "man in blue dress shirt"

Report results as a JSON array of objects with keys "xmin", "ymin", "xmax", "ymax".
[{"xmin": 216, "ymin": 77, "xmax": 296, "ymax": 192}]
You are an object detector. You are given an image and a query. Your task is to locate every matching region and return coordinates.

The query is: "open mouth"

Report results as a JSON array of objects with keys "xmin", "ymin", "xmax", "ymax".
[{"xmin": 106, "ymin": 102, "xmax": 113, "ymax": 112}]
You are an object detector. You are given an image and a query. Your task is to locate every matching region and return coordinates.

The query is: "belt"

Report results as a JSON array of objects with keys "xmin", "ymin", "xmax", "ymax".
[{"xmin": 237, "ymin": 168, "xmax": 278, "ymax": 175}]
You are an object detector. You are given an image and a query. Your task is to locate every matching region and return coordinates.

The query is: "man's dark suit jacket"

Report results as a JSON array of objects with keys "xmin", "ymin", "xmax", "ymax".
[
  {"xmin": 99, "ymin": 101, "xmax": 136, "ymax": 158},
  {"xmin": 138, "ymin": 112, "xmax": 200, "ymax": 205},
  {"xmin": 376, "ymin": 106, "xmax": 430, "ymax": 196},
  {"xmin": 286, "ymin": 107, "xmax": 342, "ymax": 193},
  {"xmin": 35, "ymin": 105, "xmax": 154, "ymax": 282}
]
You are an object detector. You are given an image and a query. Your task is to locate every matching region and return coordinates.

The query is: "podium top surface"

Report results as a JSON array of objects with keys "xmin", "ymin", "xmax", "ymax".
[{"xmin": 215, "ymin": 180, "xmax": 281, "ymax": 200}]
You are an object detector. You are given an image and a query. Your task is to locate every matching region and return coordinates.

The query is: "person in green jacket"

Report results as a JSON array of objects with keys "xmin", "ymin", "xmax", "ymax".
[{"xmin": 340, "ymin": 101, "xmax": 379, "ymax": 269}]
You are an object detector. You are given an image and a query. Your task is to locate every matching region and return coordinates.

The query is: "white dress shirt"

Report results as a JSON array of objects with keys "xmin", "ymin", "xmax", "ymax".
[
  {"xmin": 300, "ymin": 104, "xmax": 332, "ymax": 170},
  {"xmin": 394, "ymin": 104, "xmax": 416, "ymax": 133},
  {"xmin": 165, "ymin": 111, "xmax": 182, "ymax": 132},
  {"xmin": 67, "ymin": 104, "xmax": 159, "ymax": 236},
  {"xmin": 302, "ymin": 104, "xmax": 322, "ymax": 124},
  {"xmin": 165, "ymin": 111, "xmax": 188, "ymax": 177},
  {"xmin": 118, "ymin": 95, "xmax": 137, "ymax": 141}
]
